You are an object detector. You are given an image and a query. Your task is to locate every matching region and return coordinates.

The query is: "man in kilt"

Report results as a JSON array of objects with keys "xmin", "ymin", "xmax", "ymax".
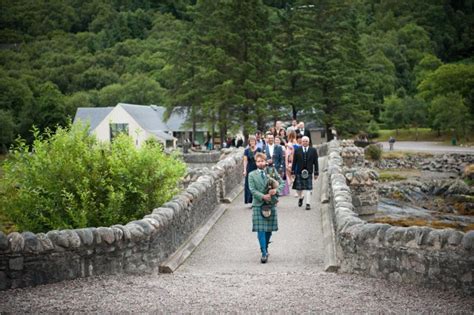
[
  {"xmin": 292, "ymin": 136, "xmax": 319, "ymax": 210},
  {"xmin": 248, "ymin": 152, "xmax": 284, "ymax": 263}
]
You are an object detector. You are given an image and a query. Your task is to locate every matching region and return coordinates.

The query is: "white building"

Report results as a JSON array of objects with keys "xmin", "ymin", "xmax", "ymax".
[{"xmin": 73, "ymin": 103, "xmax": 206, "ymax": 148}]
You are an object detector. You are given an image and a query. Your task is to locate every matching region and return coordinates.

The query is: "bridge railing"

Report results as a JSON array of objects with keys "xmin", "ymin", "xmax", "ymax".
[{"xmin": 325, "ymin": 140, "xmax": 473, "ymax": 295}]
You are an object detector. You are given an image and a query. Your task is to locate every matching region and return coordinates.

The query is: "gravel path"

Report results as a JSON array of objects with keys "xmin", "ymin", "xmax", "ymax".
[{"xmin": 1, "ymin": 179, "xmax": 472, "ymax": 313}]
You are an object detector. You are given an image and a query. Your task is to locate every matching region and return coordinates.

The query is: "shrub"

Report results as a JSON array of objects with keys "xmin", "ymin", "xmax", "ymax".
[
  {"xmin": 364, "ymin": 144, "xmax": 382, "ymax": 161},
  {"xmin": 0, "ymin": 124, "xmax": 186, "ymax": 233},
  {"xmin": 367, "ymin": 120, "xmax": 380, "ymax": 138}
]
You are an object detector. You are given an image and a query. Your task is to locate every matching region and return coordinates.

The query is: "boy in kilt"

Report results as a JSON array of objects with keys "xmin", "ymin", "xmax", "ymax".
[
  {"xmin": 248, "ymin": 152, "xmax": 285, "ymax": 263},
  {"xmin": 291, "ymin": 136, "xmax": 319, "ymax": 210}
]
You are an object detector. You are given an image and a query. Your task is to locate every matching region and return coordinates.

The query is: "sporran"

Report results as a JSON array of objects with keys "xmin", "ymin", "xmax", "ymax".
[
  {"xmin": 261, "ymin": 204, "xmax": 272, "ymax": 218},
  {"xmin": 301, "ymin": 169, "xmax": 309, "ymax": 179}
]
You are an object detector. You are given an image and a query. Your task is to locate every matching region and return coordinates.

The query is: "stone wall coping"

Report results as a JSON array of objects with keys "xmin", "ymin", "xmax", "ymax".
[
  {"xmin": 327, "ymin": 141, "xmax": 473, "ymax": 253},
  {"xmin": 0, "ymin": 148, "xmax": 244, "ymax": 256}
]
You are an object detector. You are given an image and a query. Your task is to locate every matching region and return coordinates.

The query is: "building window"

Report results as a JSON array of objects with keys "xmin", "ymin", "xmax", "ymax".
[{"xmin": 110, "ymin": 123, "xmax": 129, "ymax": 141}]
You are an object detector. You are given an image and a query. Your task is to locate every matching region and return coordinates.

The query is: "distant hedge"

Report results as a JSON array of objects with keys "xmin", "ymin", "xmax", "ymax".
[{"xmin": 0, "ymin": 124, "xmax": 186, "ymax": 233}]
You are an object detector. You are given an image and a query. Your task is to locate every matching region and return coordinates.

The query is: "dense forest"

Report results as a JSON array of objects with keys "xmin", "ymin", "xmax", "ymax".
[{"xmin": 0, "ymin": 0, "xmax": 473, "ymax": 148}]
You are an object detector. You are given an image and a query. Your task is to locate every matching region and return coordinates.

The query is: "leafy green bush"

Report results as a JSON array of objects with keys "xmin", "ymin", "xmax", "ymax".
[
  {"xmin": 367, "ymin": 120, "xmax": 380, "ymax": 139},
  {"xmin": 365, "ymin": 144, "xmax": 382, "ymax": 161},
  {"xmin": 0, "ymin": 124, "xmax": 186, "ymax": 233}
]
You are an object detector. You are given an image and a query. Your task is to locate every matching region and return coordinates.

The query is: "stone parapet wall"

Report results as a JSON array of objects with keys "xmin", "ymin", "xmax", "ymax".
[
  {"xmin": 327, "ymin": 140, "xmax": 474, "ymax": 294},
  {"xmin": 340, "ymin": 140, "xmax": 365, "ymax": 167},
  {"xmin": 315, "ymin": 143, "xmax": 328, "ymax": 157},
  {"xmin": 181, "ymin": 151, "xmax": 222, "ymax": 164},
  {"xmin": 344, "ymin": 168, "xmax": 379, "ymax": 215},
  {"xmin": 0, "ymin": 148, "xmax": 244, "ymax": 290}
]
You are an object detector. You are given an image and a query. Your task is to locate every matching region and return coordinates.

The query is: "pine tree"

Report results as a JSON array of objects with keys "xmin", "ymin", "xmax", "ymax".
[
  {"xmin": 295, "ymin": 0, "xmax": 370, "ymax": 137},
  {"xmin": 186, "ymin": 0, "xmax": 276, "ymax": 141}
]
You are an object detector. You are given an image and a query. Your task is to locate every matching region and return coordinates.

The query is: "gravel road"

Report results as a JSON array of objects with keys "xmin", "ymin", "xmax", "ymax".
[
  {"xmin": 380, "ymin": 141, "xmax": 474, "ymax": 154},
  {"xmin": 1, "ymin": 182, "xmax": 472, "ymax": 313}
]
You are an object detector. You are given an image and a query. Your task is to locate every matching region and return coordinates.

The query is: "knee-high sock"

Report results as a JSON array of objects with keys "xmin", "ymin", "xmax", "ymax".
[
  {"xmin": 257, "ymin": 231, "xmax": 267, "ymax": 255},
  {"xmin": 305, "ymin": 190, "xmax": 312, "ymax": 204}
]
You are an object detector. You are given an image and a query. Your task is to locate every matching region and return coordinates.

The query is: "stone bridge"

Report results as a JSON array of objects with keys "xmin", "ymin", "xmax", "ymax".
[{"xmin": 0, "ymin": 142, "xmax": 472, "ymax": 313}]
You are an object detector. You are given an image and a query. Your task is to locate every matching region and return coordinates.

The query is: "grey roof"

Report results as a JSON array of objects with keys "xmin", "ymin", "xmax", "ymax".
[
  {"xmin": 149, "ymin": 130, "xmax": 175, "ymax": 141},
  {"xmin": 119, "ymin": 103, "xmax": 169, "ymax": 131},
  {"xmin": 74, "ymin": 107, "xmax": 114, "ymax": 131},
  {"xmin": 73, "ymin": 103, "xmax": 206, "ymax": 137}
]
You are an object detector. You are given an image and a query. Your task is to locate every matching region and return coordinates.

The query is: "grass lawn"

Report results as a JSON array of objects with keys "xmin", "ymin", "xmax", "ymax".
[
  {"xmin": 381, "ymin": 151, "xmax": 434, "ymax": 159},
  {"xmin": 372, "ymin": 128, "xmax": 474, "ymax": 145}
]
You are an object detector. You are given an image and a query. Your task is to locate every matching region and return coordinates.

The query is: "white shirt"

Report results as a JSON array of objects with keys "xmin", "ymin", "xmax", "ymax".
[{"xmin": 267, "ymin": 144, "xmax": 274, "ymax": 157}]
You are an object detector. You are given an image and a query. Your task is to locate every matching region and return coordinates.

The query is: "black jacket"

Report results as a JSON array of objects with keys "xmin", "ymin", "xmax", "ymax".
[
  {"xmin": 295, "ymin": 128, "xmax": 312, "ymax": 145},
  {"xmin": 292, "ymin": 146, "xmax": 319, "ymax": 176}
]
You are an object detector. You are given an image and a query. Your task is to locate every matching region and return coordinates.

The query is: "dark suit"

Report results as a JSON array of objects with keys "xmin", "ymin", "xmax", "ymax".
[
  {"xmin": 295, "ymin": 128, "xmax": 312, "ymax": 146},
  {"xmin": 292, "ymin": 146, "xmax": 319, "ymax": 177},
  {"xmin": 265, "ymin": 144, "xmax": 285, "ymax": 175}
]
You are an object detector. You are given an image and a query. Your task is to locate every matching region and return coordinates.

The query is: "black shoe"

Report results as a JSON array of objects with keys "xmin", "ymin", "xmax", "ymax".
[
  {"xmin": 298, "ymin": 198, "xmax": 303, "ymax": 207},
  {"xmin": 261, "ymin": 255, "xmax": 268, "ymax": 263},
  {"xmin": 306, "ymin": 204, "xmax": 311, "ymax": 210}
]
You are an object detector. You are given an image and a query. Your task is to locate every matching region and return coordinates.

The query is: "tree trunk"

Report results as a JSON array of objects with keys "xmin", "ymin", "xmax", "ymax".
[
  {"xmin": 191, "ymin": 105, "xmax": 196, "ymax": 144},
  {"xmin": 211, "ymin": 120, "xmax": 215, "ymax": 149}
]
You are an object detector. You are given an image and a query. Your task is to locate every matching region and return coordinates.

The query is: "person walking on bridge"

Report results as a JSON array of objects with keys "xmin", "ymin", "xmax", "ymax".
[
  {"xmin": 248, "ymin": 152, "xmax": 284, "ymax": 263},
  {"xmin": 292, "ymin": 136, "xmax": 319, "ymax": 210},
  {"xmin": 243, "ymin": 136, "xmax": 262, "ymax": 205}
]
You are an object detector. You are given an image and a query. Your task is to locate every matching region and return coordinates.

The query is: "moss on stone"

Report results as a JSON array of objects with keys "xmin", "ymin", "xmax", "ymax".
[{"xmin": 370, "ymin": 216, "xmax": 474, "ymax": 232}]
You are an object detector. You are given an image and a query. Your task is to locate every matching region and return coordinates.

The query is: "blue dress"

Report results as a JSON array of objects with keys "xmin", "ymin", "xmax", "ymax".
[{"xmin": 244, "ymin": 147, "xmax": 262, "ymax": 204}]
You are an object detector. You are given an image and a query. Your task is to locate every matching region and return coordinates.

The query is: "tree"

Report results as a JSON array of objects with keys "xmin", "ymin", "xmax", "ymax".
[
  {"xmin": 162, "ymin": 0, "xmax": 275, "ymax": 142},
  {"xmin": 430, "ymin": 93, "xmax": 471, "ymax": 140},
  {"xmin": 413, "ymin": 53, "xmax": 442, "ymax": 86},
  {"xmin": 418, "ymin": 63, "xmax": 474, "ymax": 116},
  {"xmin": 272, "ymin": 2, "xmax": 312, "ymax": 120},
  {"xmin": 0, "ymin": 75, "xmax": 33, "ymax": 117},
  {"xmin": 362, "ymin": 48, "xmax": 397, "ymax": 117},
  {"xmin": 159, "ymin": 15, "xmax": 206, "ymax": 144},
  {"xmin": 64, "ymin": 91, "xmax": 97, "ymax": 116},
  {"xmin": 403, "ymin": 96, "xmax": 428, "ymax": 140},
  {"xmin": 18, "ymin": 82, "xmax": 68, "ymax": 141},
  {"xmin": 0, "ymin": 110, "xmax": 15, "ymax": 153},
  {"xmin": 295, "ymin": 0, "xmax": 371, "ymax": 137},
  {"xmin": 381, "ymin": 95, "xmax": 405, "ymax": 134},
  {"xmin": 72, "ymin": 67, "xmax": 120, "ymax": 91}
]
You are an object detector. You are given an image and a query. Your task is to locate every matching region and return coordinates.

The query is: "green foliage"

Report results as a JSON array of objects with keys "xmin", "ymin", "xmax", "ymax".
[
  {"xmin": 0, "ymin": 0, "xmax": 472, "ymax": 141},
  {"xmin": 418, "ymin": 63, "xmax": 474, "ymax": 116},
  {"xmin": 0, "ymin": 123, "xmax": 186, "ymax": 233},
  {"xmin": 430, "ymin": 93, "xmax": 471, "ymax": 138},
  {"xmin": 0, "ymin": 110, "xmax": 15, "ymax": 153},
  {"xmin": 366, "ymin": 119, "xmax": 379, "ymax": 138},
  {"xmin": 381, "ymin": 95, "xmax": 405, "ymax": 130},
  {"xmin": 365, "ymin": 144, "xmax": 382, "ymax": 161},
  {"xmin": 378, "ymin": 172, "xmax": 407, "ymax": 182}
]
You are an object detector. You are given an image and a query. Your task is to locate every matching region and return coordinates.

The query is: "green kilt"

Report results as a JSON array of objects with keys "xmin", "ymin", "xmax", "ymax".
[{"xmin": 252, "ymin": 205, "xmax": 278, "ymax": 232}]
